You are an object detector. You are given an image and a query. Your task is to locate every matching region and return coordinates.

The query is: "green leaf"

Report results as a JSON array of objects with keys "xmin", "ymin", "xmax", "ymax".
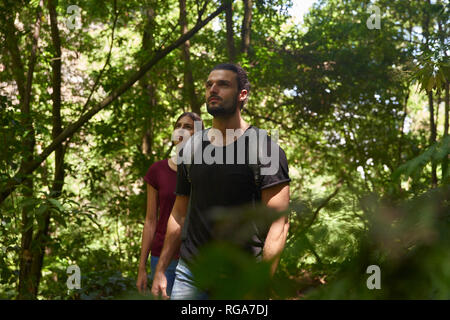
[
  {"xmin": 35, "ymin": 204, "xmax": 48, "ymax": 230},
  {"xmin": 48, "ymin": 198, "xmax": 64, "ymax": 212},
  {"xmin": 393, "ymin": 136, "xmax": 450, "ymax": 181},
  {"xmin": 29, "ymin": 0, "xmax": 39, "ymax": 8},
  {"xmin": 52, "ymin": 213, "xmax": 67, "ymax": 228},
  {"xmin": 19, "ymin": 198, "xmax": 37, "ymax": 209}
]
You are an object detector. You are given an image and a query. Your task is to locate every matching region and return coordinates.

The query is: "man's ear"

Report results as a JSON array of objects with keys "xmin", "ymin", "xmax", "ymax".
[{"xmin": 239, "ymin": 89, "xmax": 248, "ymax": 101}]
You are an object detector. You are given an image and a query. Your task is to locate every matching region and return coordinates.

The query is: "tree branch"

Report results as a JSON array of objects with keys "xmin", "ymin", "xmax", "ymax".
[
  {"xmin": 64, "ymin": 0, "xmax": 120, "ymax": 156},
  {"xmin": 304, "ymin": 178, "xmax": 344, "ymax": 231},
  {"xmin": 0, "ymin": 2, "xmax": 226, "ymax": 205},
  {"xmin": 80, "ymin": 0, "xmax": 119, "ymax": 116},
  {"xmin": 244, "ymin": 108, "xmax": 293, "ymax": 132}
]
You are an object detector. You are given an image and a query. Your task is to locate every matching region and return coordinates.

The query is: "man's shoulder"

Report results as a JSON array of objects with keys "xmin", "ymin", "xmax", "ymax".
[
  {"xmin": 246, "ymin": 126, "xmax": 283, "ymax": 148},
  {"xmin": 245, "ymin": 125, "xmax": 272, "ymax": 137}
]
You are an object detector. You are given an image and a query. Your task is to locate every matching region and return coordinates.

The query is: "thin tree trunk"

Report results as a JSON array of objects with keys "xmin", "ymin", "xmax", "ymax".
[
  {"xmin": 224, "ymin": 0, "xmax": 236, "ymax": 62},
  {"xmin": 25, "ymin": 0, "xmax": 65, "ymax": 300},
  {"xmin": 437, "ymin": 1, "xmax": 449, "ymax": 182},
  {"xmin": 422, "ymin": 0, "xmax": 437, "ymax": 187},
  {"xmin": 240, "ymin": 0, "xmax": 252, "ymax": 55},
  {"xmin": 4, "ymin": 16, "xmax": 26, "ymax": 99},
  {"xmin": 436, "ymin": 92, "xmax": 441, "ymax": 130},
  {"xmin": 443, "ymin": 81, "xmax": 449, "ymax": 182},
  {"xmin": 445, "ymin": 85, "xmax": 449, "ymax": 138},
  {"xmin": 398, "ymin": 91, "xmax": 410, "ymax": 166},
  {"xmin": 429, "ymin": 91, "xmax": 438, "ymax": 187},
  {"xmin": 140, "ymin": 4, "xmax": 157, "ymax": 159},
  {"xmin": 48, "ymin": 0, "xmax": 64, "ymax": 198},
  {"xmin": 0, "ymin": 3, "xmax": 227, "ymax": 205},
  {"xmin": 3, "ymin": 8, "xmax": 31, "ymax": 300},
  {"xmin": 17, "ymin": 1, "xmax": 43, "ymax": 300},
  {"xmin": 179, "ymin": 0, "xmax": 201, "ymax": 114}
]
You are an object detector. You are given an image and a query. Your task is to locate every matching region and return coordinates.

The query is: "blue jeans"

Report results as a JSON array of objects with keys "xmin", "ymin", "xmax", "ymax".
[
  {"xmin": 150, "ymin": 255, "xmax": 178, "ymax": 296},
  {"xmin": 170, "ymin": 259, "xmax": 208, "ymax": 300}
]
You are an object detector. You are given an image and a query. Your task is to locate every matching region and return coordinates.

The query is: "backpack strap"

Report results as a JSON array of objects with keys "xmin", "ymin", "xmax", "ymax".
[
  {"xmin": 246, "ymin": 127, "xmax": 270, "ymax": 258},
  {"xmin": 246, "ymin": 126, "xmax": 262, "ymax": 202},
  {"xmin": 185, "ymin": 129, "xmax": 209, "ymax": 184},
  {"xmin": 184, "ymin": 152, "xmax": 194, "ymax": 184}
]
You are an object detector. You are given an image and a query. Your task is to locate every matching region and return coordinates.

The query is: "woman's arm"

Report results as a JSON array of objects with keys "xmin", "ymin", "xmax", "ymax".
[
  {"xmin": 136, "ymin": 183, "xmax": 158, "ymax": 293},
  {"xmin": 151, "ymin": 195, "xmax": 189, "ymax": 299}
]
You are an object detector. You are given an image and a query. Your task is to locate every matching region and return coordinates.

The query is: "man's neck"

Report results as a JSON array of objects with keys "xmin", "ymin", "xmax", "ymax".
[
  {"xmin": 212, "ymin": 110, "xmax": 248, "ymax": 133},
  {"xmin": 210, "ymin": 109, "xmax": 249, "ymax": 146}
]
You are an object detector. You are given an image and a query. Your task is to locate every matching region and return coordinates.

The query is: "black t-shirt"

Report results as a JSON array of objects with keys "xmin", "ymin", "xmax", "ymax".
[{"xmin": 175, "ymin": 125, "xmax": 291, "ymax": 263}]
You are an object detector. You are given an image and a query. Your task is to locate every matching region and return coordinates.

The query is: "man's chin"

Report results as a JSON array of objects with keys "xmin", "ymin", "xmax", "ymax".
[{"xmin": 207, "ymin": 105, "xmax": 236, "ymax": 117}]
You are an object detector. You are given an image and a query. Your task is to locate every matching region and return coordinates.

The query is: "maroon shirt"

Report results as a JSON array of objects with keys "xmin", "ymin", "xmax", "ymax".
[{"xmin": 144, "ymin": 159, "xmax": 179, "ymax": 258}]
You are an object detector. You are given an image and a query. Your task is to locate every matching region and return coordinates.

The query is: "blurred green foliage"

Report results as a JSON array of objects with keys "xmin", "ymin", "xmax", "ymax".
[{"xmin": 189, "ymin": 146, "xmax": 450, "ymax": 299}]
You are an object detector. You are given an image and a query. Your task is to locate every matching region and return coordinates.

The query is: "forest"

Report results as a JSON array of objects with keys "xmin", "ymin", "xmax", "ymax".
[{"xmin": 0, "ymin": 0, "xmax": 449, "ymax": 300}]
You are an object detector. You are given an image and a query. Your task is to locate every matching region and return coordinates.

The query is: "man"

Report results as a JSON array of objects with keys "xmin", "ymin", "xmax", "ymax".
[{"xmin": 151, "ymin": 63, "xmax": 290, "ymax": 299}]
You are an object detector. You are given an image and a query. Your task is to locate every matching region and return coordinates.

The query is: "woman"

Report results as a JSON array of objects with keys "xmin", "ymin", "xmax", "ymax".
[{"xmin": 136, "ymin": 112, "xmax": 203, "ymax": 295}]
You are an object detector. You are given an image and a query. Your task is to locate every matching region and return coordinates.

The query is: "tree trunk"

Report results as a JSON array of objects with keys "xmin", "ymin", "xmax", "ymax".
[
  {"xmin": 16, "ymin": 1, "xmax": 43, "ymax": 300},
  {"xmin": 224, "ymin": 0, "xmax": 236, "ymax": 62},
  {"xmin": 240, "ymin": 0, "xmax": 252, "ymax": 55},
  {"xmin": 140, "ymin": 4, "xmax": 158, "ymax": 159},
  {"xmin": 17, "ymin": 180, "xmax": 34, "ymax": 299},
  {"xmin": 436, "ymin": 92, "xmax": 441, "ymax": 130},
  {"xmin": 437, "ymin": 1, "xmax": 449, "ymax": 183},
  {"xmin": 398, "ymin": 91, "xmax": 410, "ymax": 166},
  {"xmin": 3, "ymin": 8, "xmax": 31, "ymax": 300},
  {"xmin": 445, "ymin": 81, "xmax": 449, "ymax": 138},
  {"xmin": 422, "ymin": 0, "xmax": 437, "ymax": 188},
  {"xmin": 48, "ymin": 0, "xmax": 64, "ymax": 198},
  {"xmin": 179, "ymin": 0, "xmax": 201, "ymax": 114},
  {"xmin": 25, "ymin": 0, "xmax": 65, "ymax": 300},
  {"xmin": 428, "ymin": 91, "xmax": 438, "ymax": 187},
  {"xmin": 0, "ymin": 3, "xmax": 227, "ymax": 205},
  {"xmin": 443, "ymin": 81, "xmax": 449, "ymax": 182}
]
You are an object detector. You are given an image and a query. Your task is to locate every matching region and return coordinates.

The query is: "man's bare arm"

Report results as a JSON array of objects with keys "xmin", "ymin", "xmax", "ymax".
[
  {"xmin": 261, "ymin": 182, "xmax": 290, "ymax": 275},
  {"xmin": 151, "ymin": 195, "xmax": 189, "ymax": 298}
]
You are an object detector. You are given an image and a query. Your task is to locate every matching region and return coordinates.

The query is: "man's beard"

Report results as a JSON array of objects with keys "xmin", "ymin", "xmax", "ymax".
[{"xmin": 206, "ymin": 93, "xmax": 239, "ymax": 117}]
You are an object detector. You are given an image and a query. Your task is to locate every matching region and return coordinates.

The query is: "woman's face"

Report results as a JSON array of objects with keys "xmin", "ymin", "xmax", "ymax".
[{"xmin": 173, "ymin": 116, "xmax": 195, "ymax": 146}]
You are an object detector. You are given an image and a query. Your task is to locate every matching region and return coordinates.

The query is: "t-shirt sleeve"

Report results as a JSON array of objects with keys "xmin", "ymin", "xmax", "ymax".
[
  {"xmin": 175, "ymin": 162, "xmax": 191, "ymax": 196},
  {"xmin": 144, "ymin": 162, "xmax": 159, "ymax": 190},
  {"xmin": 175, "ymin": 134, "xmax": 196, "ymax": 196},
  {"xmin": 260, "ymin": 136, "xmax": 291, "ymax": 190}
]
